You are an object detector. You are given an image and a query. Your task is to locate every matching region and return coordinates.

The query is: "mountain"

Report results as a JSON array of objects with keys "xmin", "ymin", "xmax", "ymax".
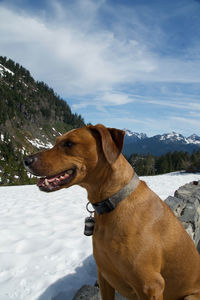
[
  {"xmin": 0, "ymin": 56, "xmax": 85, "ymax": 185},
  {"xmin": 123, "ymin": 130, "xmax": 200, "ymax": 157},
  {"xmin": 187, "ymin": 134, "xmax": 200, "ymax": 145},
  {"xmin": 124, "ymin": 129, "xmax": 147, "ymax": 143}
]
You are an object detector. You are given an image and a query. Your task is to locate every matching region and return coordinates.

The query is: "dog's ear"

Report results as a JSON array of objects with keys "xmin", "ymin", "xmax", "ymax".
[{"xmin": 88, "ymin": 124, "xmax": 125, "ymax": 164}]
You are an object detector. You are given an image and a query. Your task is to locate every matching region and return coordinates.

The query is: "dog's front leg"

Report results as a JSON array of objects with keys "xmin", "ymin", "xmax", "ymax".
[
  {"xmin": 98, "ymin": 270, "xmax": 115, "ymax": 300},
  {"xmin": 133, "ymin": 272, "xmax": 165, "ymax": 300}
]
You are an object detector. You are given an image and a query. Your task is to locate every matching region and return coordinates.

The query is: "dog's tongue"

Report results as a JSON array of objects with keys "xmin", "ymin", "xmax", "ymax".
[{"xmin": 37, "ymin": 170, "xmax": 72, "ymax": 188}]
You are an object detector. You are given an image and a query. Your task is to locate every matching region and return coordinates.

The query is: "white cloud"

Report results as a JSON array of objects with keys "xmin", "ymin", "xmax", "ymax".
[
  {"xmin": 139, "ymin": 98, "xmax": 200, "ymax": 112},
  {"xmin": 0, "ymin": 0, "xmax": 200, "ymax": 136},
  {"xmin": 170, "ymin": 116, "xmax": 200, "ymax": 127},
  {"xmin": 1, "ymin": 1, "xmax": 200, "ymax": 102},
  {"xmin": 0, "ymin": 3, "xmax": 150, "ymax": 97},
  {"xmin": 72, "ymin": 92, "xmax": 134, "ymax": 111}
]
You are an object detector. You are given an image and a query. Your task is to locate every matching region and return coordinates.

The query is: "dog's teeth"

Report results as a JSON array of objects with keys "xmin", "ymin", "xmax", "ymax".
[
  {"xmin": 45, "ymin": 179, "xmax": 49, "ymax": 186},
  {"xmin": 67, "ymin": 170, "xmax": 73, "ymax": 175},
  {"xmin": 60, "ymin": 176, "xmax": 65, "ymax": 179},
  {"xmin": 56, "ymin": 178, "xmax": 60, "ymax": 181}
]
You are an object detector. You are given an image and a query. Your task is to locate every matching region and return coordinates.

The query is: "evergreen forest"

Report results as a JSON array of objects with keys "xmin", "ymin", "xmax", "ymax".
[{"xmin": 128, "ymin": 149, "xmax": 200, "ymax": 176}]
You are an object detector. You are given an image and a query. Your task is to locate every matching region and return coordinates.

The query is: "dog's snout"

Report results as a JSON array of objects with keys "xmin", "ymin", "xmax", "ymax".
[{"xmin": 24, "ymin": 155, "xmax": 36, "ymax": 168}]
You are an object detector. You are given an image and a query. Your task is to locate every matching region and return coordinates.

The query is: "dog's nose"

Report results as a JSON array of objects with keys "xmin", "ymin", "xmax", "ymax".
[{"xmin": 24, "ymin": 155, "xmax": 36, "ymax": 167}]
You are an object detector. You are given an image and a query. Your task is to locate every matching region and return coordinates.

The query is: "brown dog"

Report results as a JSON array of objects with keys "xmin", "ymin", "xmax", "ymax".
[{"xmin": 24, "ymin": 124, "xmax": 200, "ymax": 300}]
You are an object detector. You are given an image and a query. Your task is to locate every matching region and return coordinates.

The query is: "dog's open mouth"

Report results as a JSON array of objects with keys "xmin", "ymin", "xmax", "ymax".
[{"xmin": 37, "ymin": 168, "xmax": 76, "ymax": 192}]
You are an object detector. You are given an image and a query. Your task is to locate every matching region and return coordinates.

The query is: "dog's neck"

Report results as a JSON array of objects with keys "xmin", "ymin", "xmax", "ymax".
[{"xmin": 80, "ymin": 154, "xmax": 134, "ymax": 204}]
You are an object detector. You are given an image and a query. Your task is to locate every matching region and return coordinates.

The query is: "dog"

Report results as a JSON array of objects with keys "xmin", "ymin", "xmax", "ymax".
[{"xmin": 24, "ymin": 124, "xmax": 200, "ymax": 300}]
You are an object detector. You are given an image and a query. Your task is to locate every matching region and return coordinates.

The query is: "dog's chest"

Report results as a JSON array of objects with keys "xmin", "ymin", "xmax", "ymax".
[
  {"xmin": 92, "ymin": 231, "xmax": 137, "ymax": 297},
  {"xmin": 92, "ymin": 222, "xmax": 134, "ymax": 274}
]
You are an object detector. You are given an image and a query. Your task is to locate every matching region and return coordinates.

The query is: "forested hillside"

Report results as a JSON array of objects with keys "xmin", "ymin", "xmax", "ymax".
[{"xmin": 0, "ymin": 56, "xmax": 85, "ymax": 185}]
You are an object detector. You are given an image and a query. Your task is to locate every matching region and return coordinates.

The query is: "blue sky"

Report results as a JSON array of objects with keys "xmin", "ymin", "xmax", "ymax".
[{"xmin": 0, "ymin": 0, "xmax": 200, "ymax": 136}]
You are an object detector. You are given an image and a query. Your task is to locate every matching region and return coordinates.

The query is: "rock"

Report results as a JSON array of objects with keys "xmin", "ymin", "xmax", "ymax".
[
  {"xmin": 165, "ymin": 180, "xmax": 200, "ymax": 252},
  {"xmin": 72, "ymin": 285, "xmax": 100, "ymax": 300},
  {"xmin": 164, "ymin": 196, "xmax": 186, "ymax": 217},
  {"xmin": 72, "ymin": 285, "xmax": 128, "ymax": 300},
  {"xmin": 174, "ymin": 181, "xmax": 200, "ymax": 202}
]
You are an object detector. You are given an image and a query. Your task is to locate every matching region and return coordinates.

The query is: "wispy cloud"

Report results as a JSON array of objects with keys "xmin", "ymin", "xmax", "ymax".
[
  {"xmin": 0, "ymin": 0, "xmax": 200, "ymax": 135},
  {"xmin": 1, "ymin": 0, "xmax": 200, "ymax": 98},
  {"xmin": 72, "ymin": 92, "xmax": 134, "ymax": 110},
  {"xmin": 170, "ymin": 116, "xmax": 200, "ymax": 128},
  {"xmin": 139, "ymin": 98, "xmax": 200, "ymax": 111},
  {"xmin": 0, "ymin": 2, "xmax": 155, "ymax": 97}
]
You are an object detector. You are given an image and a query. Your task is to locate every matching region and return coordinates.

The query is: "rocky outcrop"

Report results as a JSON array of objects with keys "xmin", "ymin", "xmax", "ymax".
[
  {"xmin": 72, "ymin": 285, "xmax": 100, "ymax": 300},
  {"xmin": 72, "ymin": 285, "xmax": 127, "ymax": 300},
  {"xmin": 165, "ymin": 180, "xmax": 200, "ymax": 253}
]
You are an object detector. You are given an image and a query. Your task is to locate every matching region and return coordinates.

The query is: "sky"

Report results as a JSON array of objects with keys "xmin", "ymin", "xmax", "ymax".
[{"xmin": 0, "ymin": 0, "xmax": 200, "ymax": 136}]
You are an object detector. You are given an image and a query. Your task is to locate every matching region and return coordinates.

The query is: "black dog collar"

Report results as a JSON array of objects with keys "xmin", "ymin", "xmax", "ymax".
[{"xmin": 92, "ymin": 172, "xmax": 140, "ymax": 215}]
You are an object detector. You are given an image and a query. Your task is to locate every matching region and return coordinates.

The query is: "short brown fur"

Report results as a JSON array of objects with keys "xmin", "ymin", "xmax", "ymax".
[{"xmin": 25, "ymin": 124, "xmax": 200, "ymax": 300}]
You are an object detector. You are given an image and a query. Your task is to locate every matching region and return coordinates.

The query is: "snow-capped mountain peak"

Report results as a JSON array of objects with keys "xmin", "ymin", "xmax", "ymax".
[
  {"xmin": 123, "ymin": 129, "xmax": 200, "ymax": 156},
  {"xmin": 158, "ymin": 132, "xmax": 200, "ymax": 145},
  {"xmin": 188, "ymin": 134, "xmax": 199, "ymax": 139},
  {"xmin": 159, "ymin": 132, "xmax": 186, "ymax": 142},
  {"xmin": 125, "ymin": 129, "xmax": 147, "ymax": 140},
  {"xmin": 187, "ymin": 134, "xmax": 200, "ymax": 145}
]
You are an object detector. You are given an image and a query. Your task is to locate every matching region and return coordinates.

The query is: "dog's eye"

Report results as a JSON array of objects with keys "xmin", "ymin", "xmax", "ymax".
[{"xmin": 64, "ymin": 141, "xmax": 74, "ymax": 148}]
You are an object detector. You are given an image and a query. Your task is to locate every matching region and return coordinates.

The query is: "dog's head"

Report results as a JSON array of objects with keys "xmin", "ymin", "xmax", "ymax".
[{"xmin": 24, "ymin": 124, "xmax": 125, "ymax": 192}]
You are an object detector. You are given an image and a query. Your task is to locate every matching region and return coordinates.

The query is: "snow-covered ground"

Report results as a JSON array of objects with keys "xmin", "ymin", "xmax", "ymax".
[{"xmin": 0, "ymin": 172, "xmax": 200, "ymax": 300}]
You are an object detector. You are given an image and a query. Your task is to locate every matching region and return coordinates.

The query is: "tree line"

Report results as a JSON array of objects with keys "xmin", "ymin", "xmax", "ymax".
[
  {"xmin": 128, "ymin": 149, "xmax": 200, "ymax": 176},
  {"xmin": 0, "ymin": 133, "xmax": 36, "ymax": 185}
]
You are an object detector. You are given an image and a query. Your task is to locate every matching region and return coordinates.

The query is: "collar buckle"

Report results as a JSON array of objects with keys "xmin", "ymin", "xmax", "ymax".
[
  {"xmin": 92, "ymin": 198, "xmax": 115, "ymax": 215},
  {"xmin": 106, "ymin": 198, "xmax": 115, "ymax": 211}
]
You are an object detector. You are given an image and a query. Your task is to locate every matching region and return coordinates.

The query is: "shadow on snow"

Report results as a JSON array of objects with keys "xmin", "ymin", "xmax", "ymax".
[{"xmin": 37, "ymin": 254, "xmax": 97, "ymax": 300}]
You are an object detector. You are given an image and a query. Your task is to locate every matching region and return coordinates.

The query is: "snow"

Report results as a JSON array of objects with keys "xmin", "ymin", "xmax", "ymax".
[
  {"xmin": 125, "ymin": 130, "xmax": 200, "ymax": 150},
  {"xmin": 20, "ymin": 147, "xmax": 26, "ymax": 155},
  {"xmin": 160, "ymin": 132, "xmax": 184, "ymax": 142},
  {"xmin": 0, "ymin": 172, "xmax": 200, "ymax": 300},
  {"xmin": 27, "ymin": 138, "xmax": 53, "ymax": 149},
  {"xmin": 125, "ymin": 129, "xmax": 200, "ymax": 145},
  {"xmin": 187, "ymin": 134, "xmax": 200, "ymax": 145},
  {"xmin": 0, "ymin": 64, "xmax": 14, "ymax": 76},
  {"xmin": 142, "ymin": 171, "xmax": 200, "ymax": 200},
  {"xmin": 125, "ymin": 129, "xmax": 147, "ymax": 139},
  {"xmin": 159, "ymin": 132, "xmax": 200, "ymax": 145}
]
